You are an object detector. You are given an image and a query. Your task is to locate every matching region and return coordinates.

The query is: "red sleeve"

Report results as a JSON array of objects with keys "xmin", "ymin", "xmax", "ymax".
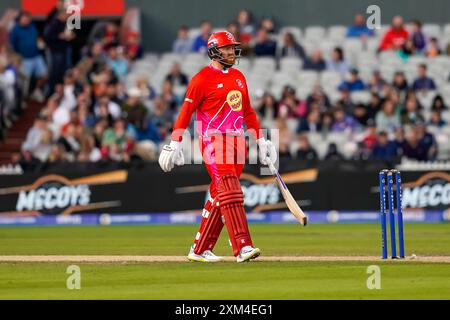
[
  {"xmin": 171, "ymin": 75, "xmax": 204, "ymax": 141},
  {"xmin": 242, "ymin": 77, "xmax": 262, "ymax": 140},
  {"xmin": 379, "ymin": 29, "xmax": 394, "ymax": 51}
]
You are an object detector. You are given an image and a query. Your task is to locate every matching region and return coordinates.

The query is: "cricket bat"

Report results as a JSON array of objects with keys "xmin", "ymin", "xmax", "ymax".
[{"xmin": 267, "ymin": 160, "xmax": 308, "ymax": 226}]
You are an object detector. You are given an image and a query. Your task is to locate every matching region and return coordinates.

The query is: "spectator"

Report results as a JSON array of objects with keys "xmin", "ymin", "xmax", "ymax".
[
  {"xmin": 331, "ymin": 106, "xmax": 358, "ymax": 132},
  {"xmin": 375, "ymin": 100, "xmax": 401, "ymax": 132},
  {"xmin": 428, "ymin": 110, "xmax": 447, "ymax": 128},
  {"xmin": 161, "ymin": 79, "xmax": 181, "ymax": 110},
  {"xmin": 44, "ymin": 10, "xmax": 75, "ymax": 93},
  {"xmin": 296, "ymin": 134, "xmax": 318, "ymax": 160},
  {"xmin": 253, "ymin": 28, "xmax": 277, "ymax": 57},
  {"xmin": 21, "ymin": 114, "xmax": 53, "ymax": 162},
  {"xmin": 77, "ymin": 134, "xmax": 101, "ymax": 162},
  {"xmin": 101, "ymin": 118, "xmax": 134, "ymax": 161},
  {"xmin": 379, "ymin": 16, "xmax": 409, "ymax": 51},
  {"xmin": 326, "ymin": 47, "xmax": 350, "ymax": 75},
  {"xmin": 150, "ymin": 96, "xmax": 174, "ymax": 140},
  {"xmin": 416, "ymin": 122, "xmax": 438, "ymax": 160},
  {"xmin": 338, "ymin": 68, "xmax": 365, "ymax": 92},
  {"xmin": 297, "ymin": 108, "xmax": 322, "ymax": 133},
  {"xmin": 192, "ymin": 21, "xmax": 212, "ymax": 53},
  {"xmin": 324, "ymin": 143, "xmax": 345, "ymax": 160},
  {"xmin": 303, "ymin": 49, "xmax": 326, "ymax": 71},
  {"xmin": 392, "ymin": 71, "xmax": 409, "ymax": 93},
  {"xmin": 402, "ymin": 126, "xmax": 428, "ymax": 160},
  {"xmin": 280, "ymin": 32, "xmax": 306, "ymax": 59},
  {"xmin": 426, "ymin": 38, "xmax": 441, "ymax": 57},
  {"xmin": 337, "ymin": 89, "xmax": 354, "ymax": 113},
  {"xmin": 367, "ymin": 70, "xmax": 387, "ymax": 94},
  {"xmin": 124, "ymin": 31, "xmax": 143, "ymax": 61},
  {"xmin": 236, "ymin": 9, "xmax": 255, "ymax": 41},
  {"xmin": 0, "ymin": 56, "xmax": 16, "ymax": 121},
  {"xmin": 346, "ymin": 13, "xmax": 375, "ymax": 38},
  {"xmin": 106, "ymin": 44, "xmax": 129, "ymax": 80},
  {"xmin": 227, "ymin": 22, "xmax": 250, "ymax": 57},
  {"xmin": 306, "ymin": 85, "xmax": 331, "ymax": 113},
  {"xmin": 431, "ymin": 95, "xmax": 448, "ymax": 112},
  {"xmin": 57, "ymin": 123, "xmax": 80, "ymax": 159},
  {"xmin": 122, "ymin": 87, "xmax": 147, "ymax": 127},
  {"xmin": 366, "ymin": 93, "xmax": 382, "ymax": 121},
  {"xmin": 257, "ymin": 92, "xmax": 279, "ymax": 127},
  {"xmin": 260, "ymin": 17, "xmax": 276, "ymax": 34},
  {"xmin": 172, "ymin": 25, "xmax": 192, "ymax": 54},
  {"xmin": 401, "ymin": 96, "xmax": 424, "ymax": 125},
  {"xmin": 372, "ymin": 131, "xmax": 398, "ymax": 159},
  {"xmin": 412, "ymin": 64, "xmax": 436, "ymax": 91},
  {"xmin": 361, "ymin": 121, "xmax": 378, "ymax": 151},
  {"xmin": 9, "ymin": 11, "xmax": 47, "ymax": 100},
  {"xmin": 398, "ymin": 39, "xmax": 416, "ymax": 61},
  {"xmin": 278, "ymin": 86, "xmax": 302, "ymax": 119},
  {"xmin": 165, "ymin": 63, "xmax": 188, "ymax": 87},
  {"xmin": 410, "ymin": 20, "xmax": 426, "ymax": 52},
  {"xmin": 353, "ymin": 103, "xmax": 369, "ymax": 126},
  {"xmin": 278, "ymin": 142, "xmax": 292, "ymax": 159},
  {"xmin": 94, "ymin": 94, "xmax": 121, "ymax": 120}
]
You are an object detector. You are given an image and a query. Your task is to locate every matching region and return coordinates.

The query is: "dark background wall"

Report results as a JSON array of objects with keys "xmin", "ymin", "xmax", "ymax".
[{"xmin": 1, "ymin": 0, "xmax": 449, "ymax": 52}]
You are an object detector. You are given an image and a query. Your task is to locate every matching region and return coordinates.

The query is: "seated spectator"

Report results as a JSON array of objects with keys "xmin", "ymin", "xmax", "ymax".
[
  {"xmin": 124, "ymin": 31, "xmax": 143, "ymax": 61},
  {"xmin": 47, "ymin": 143, "xmax": 69, "ymax": 162},
  {"xmin": 402, "ymin": 126, "xmax": 428, "ymax": 161},
  {"xmin": 353, "ymin": 103, "xmax": 369, "ymax": 126},
  {"xmin": 297, "ymin": 108, "xmax": 322, "ymax": 133},
  {"xmin": 9, "ymin": 11, "xmax": 47, "ymax": 99},
  {"xmin": 372, "ymin": 131, "xmax": 398, "ymax": 159},
  {"xmin": 21, "ymin": 114, "xmax": 53, "ymax": 162},
  {"xmin": 412, "ymin": 64, "xmax": 436, "ymax": 91},
  {"xmin": 260, "ymin": 17, "xmax": 276, "ymax": 34},
  {"xmin": 431, "ymin": 95, "xmax": 448, "ymax": 111},
  {"xmin": 150, "ymin": 96, "xmax": 174, "ymax": 140},
  {"xmin": 324, "ymin": 143, "xmax": 345, "ymax": 160},
  {"xmin": 361, "ymin": 121, "xmax": 378, "ymax": 151},
  {"xmin": 161, "ymin": 79, "xmax": 181, "ymax": 110},
  {"xmin": 278, "ymin": 86, "xmax": 303, "ymax": 118},
  {"xmin": 375, "ymin": 100, "xmax": 401, "ymax": 132},
  {"xmin": 236, "ymin": 9, "xmax": 255, "ymax": 41},
  {"xmin": 0, "ymin": 56, "xmax": 16, "ymax": 121},
  {"xmin": 94, "ymin": 94, "xmax": 121, "ymax": 120},
  {"xmin": 280, "ymin": 32, "xmax": 306, "ymax": 59},
  {"xmin": 227, "ymin": 22, "xmax": 250, "ymax": 56},
  {"xmin": 192, "ymin": 21, "xmax": 212, "ymax": 53},
  {"xmin": 101, "ymin": 118, "xmax": 134, "ymax": 162},
  {"xmin": 296, "ymin": 134, "xmax": 318, "ymax": 160},
  {"xmin": 366, "ymin": 93, "xmax": 382, "ymax": 120},
  {"xmin": 398, "ymin": 39, "xmax": 416, "ymax": 61},
  {"xmin": 338, "ymin": 68, "xmax": 365, "ymax": 92},
  {"xmin": 426, "ymin": 38, "xmax": 441, "ymax": 57},
  {"xmin": 336, "ymin": 89, "xmax": 354, "ymax": 113},
  {"xmin": 257, "ymin": 92, "xmax": 279, "ymax": 126},
  {"xmin": 410, "ymin": 20, "xmax": 426, "ymax": 52},
  {"xmin": 57, "ymin": 123, "xmax": 80, "ymax": 159},
  {"xmin": 122, "ymin": 88, "xmax": 147, "ymax": 127},
  {"xmin": 253, "ymin": 28, "xmax": 277, "ymax": 57},
  {"xmin": 379, "ymin": 16, "xmax": 409, "ymax": 51},
  {"xmin": 77, "ymin": 134, "xmax": 102, "ymax": 162},
  {"xmin": 367, "ymin": 70, "xmax": 387, "ymax": 94},
  {"xmin": 321, "ymin": 111, "xmax": 334, "ymax": 135},
  {"xmin": 331, "ymin": 106, "xmax": 358, "ymax": 132},
  {"xmin": 392, "ymin": 71, "xmax": 409, "ymax": 93},
  {"xmin": 77, "ymin": 101, "xmax": 96, "ymax": 128},
  {"xmin": 306, "ymin": 85, "xmax": 331, "ymax": 113},
  {"xmin": 106, "ymin": 44, "xmax": 128, "ymax": 80},
  {"xmin": 428, "ymin": 110, "xmax": 447, "ymax": 128},
  {"xmin": 165, "ymin": 63, "xmax": 188, "ymax": 87},
  {"xmin": 303, "ymin": 49, "xmax": 326, "ymax": 71},
  {"xmin": 278, "ymin": 142, "xmax": 292, "ymax": 159},
  {"xmin": 416, "ymin": 122, "xmax": 438, "ymax": 160},
  {"xmin": 401, "ymin": 96, "xmax": 424, "ymax": 125},
  {"xmin": 326, "ymin": 47, "xmax": 350, "ymax": 75},
  {"xmin": 172, "ymin": 25, "xmax": 192, "ymax": 54},
  {"xmin": 135, "ymin": 76, "xmax": 156, "ymax": 102},
  {"xmin": 346, "ymin": 13, "xmax": 375, "ymax": 38}
]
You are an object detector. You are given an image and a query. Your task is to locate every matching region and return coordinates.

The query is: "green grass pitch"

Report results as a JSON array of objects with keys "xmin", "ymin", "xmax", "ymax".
[{"xmin": 0, "ymin": 223, "xmax": 449, "ymax": 299}]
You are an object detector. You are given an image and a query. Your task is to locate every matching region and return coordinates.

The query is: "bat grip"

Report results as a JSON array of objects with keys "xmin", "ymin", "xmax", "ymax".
[{"xmin": 267, "ymin": 160, "xmax": 278, "ymax": 176}]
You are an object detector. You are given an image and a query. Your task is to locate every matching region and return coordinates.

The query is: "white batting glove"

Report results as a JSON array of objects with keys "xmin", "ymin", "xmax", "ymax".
[
  {"xmin": 158, "ymin": 140, "xmax": 185, "ymax": 172},
  {"xmin": 257, "ymin": 138, "xmax": 277, "ymax": 165}
]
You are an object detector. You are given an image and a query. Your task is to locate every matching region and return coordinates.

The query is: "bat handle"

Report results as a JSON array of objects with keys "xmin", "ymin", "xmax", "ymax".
[{"xmin": 266, "ymin": 160, "xmax": 278, "ymax": 176}]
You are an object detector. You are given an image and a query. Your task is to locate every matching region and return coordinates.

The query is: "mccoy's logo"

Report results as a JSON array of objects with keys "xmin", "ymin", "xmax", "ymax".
[
  {"xmin": 402, "ymin": 172, "xmax": 450, "ymax": 209},
  {"xmin": 175, "ymin": 169, "xmax": 318, "ymax": 212},
  {"xmin": 226, "ymin": 90, "xmax": 242, "ymax": 111},
  {"xmin": 0, "ymin": 171, "xmax": 127, "ymax": 215}
]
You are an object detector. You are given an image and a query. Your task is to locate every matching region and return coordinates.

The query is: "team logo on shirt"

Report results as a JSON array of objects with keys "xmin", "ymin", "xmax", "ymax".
[
  {"xmin": 226, "ymin": 90, "xmax": 242, "ymax": 111},
  {"xmin": 236, "ymin": 79, "xmax": 244, "ymax": 89}
]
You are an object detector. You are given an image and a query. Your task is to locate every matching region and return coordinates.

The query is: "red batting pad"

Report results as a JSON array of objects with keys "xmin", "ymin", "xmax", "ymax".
[
  {"xmin": 217, "ymin": 174, "xmax": 253, "ymax": 256},
  {"xmin": 193, "ymin": 200, "xmax": 224, "ymax": 254}
]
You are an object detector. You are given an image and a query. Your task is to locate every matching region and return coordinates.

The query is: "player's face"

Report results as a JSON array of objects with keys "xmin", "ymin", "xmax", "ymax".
[{"xmin": 218, "ymin": 45, "xmax": 236, "ymax": 65}]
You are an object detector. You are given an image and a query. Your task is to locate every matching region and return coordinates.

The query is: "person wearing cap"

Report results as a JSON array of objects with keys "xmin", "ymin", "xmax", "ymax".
[{"xmin": 338, "ymin": 68, "xmax": 366, "ymax": 92}]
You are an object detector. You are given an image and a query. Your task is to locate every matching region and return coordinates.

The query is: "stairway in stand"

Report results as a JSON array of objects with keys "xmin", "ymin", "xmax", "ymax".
[{"xmin": 0, "ymin": 101, "xmax": 44, "ymax": 165}]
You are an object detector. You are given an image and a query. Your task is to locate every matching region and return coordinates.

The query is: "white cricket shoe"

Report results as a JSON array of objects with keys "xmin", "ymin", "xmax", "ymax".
[
  {"xmin": 236, "ymin": 246, "xmax": 261, "ymax": 263},
  {"xmin": 187, "ymin": 246, "xmax": 223, "ymax": 263}
]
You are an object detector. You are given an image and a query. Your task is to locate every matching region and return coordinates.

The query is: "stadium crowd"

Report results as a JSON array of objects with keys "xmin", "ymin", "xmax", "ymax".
[{"xmin": 1, "ymin": 6, "xmax": 450, "ymax": 165}]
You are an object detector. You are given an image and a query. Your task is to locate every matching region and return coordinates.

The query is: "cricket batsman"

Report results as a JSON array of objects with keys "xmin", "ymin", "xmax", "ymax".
[{"xmin": 158, "ymin": 31, "xmax": 277, "ymax": 263}]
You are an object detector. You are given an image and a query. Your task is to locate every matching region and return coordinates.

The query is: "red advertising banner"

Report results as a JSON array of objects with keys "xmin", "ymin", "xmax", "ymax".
[{"xmin": 22, "ymin": 0, "xmax": 125, "ymax": 16}]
